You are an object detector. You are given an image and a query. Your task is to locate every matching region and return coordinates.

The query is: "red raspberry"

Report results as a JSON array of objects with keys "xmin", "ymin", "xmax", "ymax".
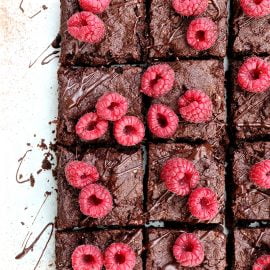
[
  {"xmin": 178, "ymin": 89, "xmax": 213, "ymax": 123},
  {"xmin": 173, "ymin": 233, "xmax": 204, "ymax": 267},
  {"xmin": 96, "ymin": 92, "xmax": 128, "ymax": 121},
  {"xmin": 147, "ymin": 104, "xmax": 179, "ymax": 138},
  {"xmin": 79, "ymin": 184, "xmax": 113, "ymax": 218},
  {"xmin": 113, "ymin": 116, "xmax": 145, "ymax": 146},
  {"xmin": 249, "ymin": 160, "xmax": 270, "ymax": 189},
  {"xmin": 140, "ymin": 64, "xmax": 175, "ymax": 98},
  {"xmin": 71, "ymin": 244, "xmax": 103, "ymax": 270},
  {"xmin": 65, "ymin": 161, "xmax": 99, "ymax": 189},
  {"xmin": 104, "ymin": 243, "xmax": 136, "ymax": 270},
  {"xmin": 253, "ymin": 255, "xmax": 270, "ymax": 270},
  {"xmin": 67, "ymin": 12, "xmax": 105, "ymax": 44},
  {"xmin": 161, "ymin": 158, "xmax": 200, "ymax": 196},
  {"xmin": 76, "ymin": 112, "xmax": 108, "ymax": 141},
  {"xmin": 172, "ymin": 0, "xmax": 208, "ymax": 16},
  {"xmin": 188, "ymin": 187, "xmax": 219, "ymax": 221},
  {"xmin": 187, "ymin": 17, "xmax": 218, "ymax": 51},
  {"xmin": 240, "ymin": 0, "xmax": 270, "ymax": 17},
  {"xmin": 237, "ymin": 57, "xmax": 270, "ymax": 93},
  {"xmin": 79, "ymin": 0, "xmax": 111, "ymax": 14}
]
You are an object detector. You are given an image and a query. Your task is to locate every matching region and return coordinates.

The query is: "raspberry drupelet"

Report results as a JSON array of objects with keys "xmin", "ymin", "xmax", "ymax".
[
  {"xmin": 173, "ymin": 233, "xmax": 205, "ymax": 267},
  {"xmin": 71, "ymin": 244, "xmax": 103, "ymax": 270},
  {"xmin": 79, "ymin": 0, "xmax": 111, "ymax": 14},
  {"xmin": 187, "ymin": 17, "xmax": 218, "ymax": 51},
  {"xmin": 96, "ymin": 92, "xmax": 128, "ymax": 121},
  {"xmin": 172, "ymin": 0, "xmax": 208, "ymax": 16},
  {"xmin": 249, "ymin": 160, "xmax": 270, "ymax": 189},
  {"xmin": 140, "ymin": 64, "xmax": 175, "ymax": 98},
  {"xmin": 240, "ymin": 0, "xmax": 270, "ymax": 18},
  {"xmin": 104, "ymin": 242, "xmax": 136, "ymax": 270},
  {"xmin": 75, "ymin": 112, "xmax": 108, "ymax": 141},
  {"xmin": 79, "ymin": 183, "xmax": 113, "ymax": 218},
  {"xmin": 178, "ymin": 89, "xmax": 213, "ymax": 123},
  {"xmin": 237, "ymin": 57, "xmax": 270, "ymax": 93},
  {"xmin": 67, "ymin": 11, "xmax": 106, "ymax": 44},
  {"xmin": 65, "ymin": 161, "xmax": 99, "ymax": 189},
  {"xmin": 147, "ymin": 104, "xmax": 179, "ymax": 138},
  {"xmin": 161, "ymin": 158, "xmax": 200, "ymax": 196},
  {"xmin": 253, "ymin": 255, "xmax": 270, "ymax": 270},
  {"xmin": 188, "ymin": 187, "xmax": 219, "ymax": 220}
]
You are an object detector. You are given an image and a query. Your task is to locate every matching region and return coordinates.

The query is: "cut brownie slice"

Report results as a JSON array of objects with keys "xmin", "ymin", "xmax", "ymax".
[
  {"xmin": 231, "ymin": 59, "xmax": 270, "ymax": 139},
  {"xmin": 57, "ymin": 65, "xmax": 143, "ymax": 146},
  {"xmin": 149, "ymin": 0, "xmax": 228, "ymax": 59},
  {"xmin": 232, "ymin": 0, "xmax": 270, "ymax": 56},
  {"xmin": 233, "ymin": 142, "xmax": 270, "ymax": 221},
  {"xmin": 60, "ymin": 0, "xmax": 147, "ymax": 65},
  {"xmin": 56, "ymin": 229, "xmax": 143, "ymax": 270},
  {"xmin": 234, "ymin": 228, "xmax": 270, "ymax": 269},
  {"xmin": 56, "ymin": 146, "xmax": 144, "ymax": 229},
  {"xmin": 147, "ymin": 229, "xmax": 226, "ymax": 269},
  {"xmin": 147, "ymin": 143, "xmax": 225, "ymax": 224},
  {"xmin": 150, "ymin": 60, "xmax": 226, "ymax": 141}
]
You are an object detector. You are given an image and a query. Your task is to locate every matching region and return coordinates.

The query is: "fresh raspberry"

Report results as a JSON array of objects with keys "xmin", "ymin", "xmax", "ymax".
[
  {"xmin": 113, "ymin": 116, "xmax": 145, "ymax": 146},
  {"xmin": 79, "ymin": 0, "xmax": 111, "ymax": 14},
  {"xmin": 147, "ymin": 104, "xmax": 178, "ymax": 138},
  {"xmin": 140, "ymin": 64, "xmax": 175, "ymax": 98},
  {"xmin": 188, "ymin": 187, "xmax": 219, "ymax": 221},
  {"xmin": 104, "ymin": 243, "xmax": 136, "ymax": 270},
  {"xmin": 249, "ymin": 160, "xmax": 270, "ymax": 189},
  {"xmin": 65, "ymin": 161, "xmax": 99, "ymax": 189},
  {"xmin": 79, "ymin": 184, "xmax": 113, "ymax": 218},
  {"xmin": 187, "ymin": 17, "xmax": 218, "ymax": 51},
  {"xmin": 96, "ymin": 92, "xmax": 128, "ymax": 121},
  {"xmin": 161, "ymin": 158, "xmax": 200, "ymax": 196},
  {"xmin": 71, "ymin": 245, "xmax": 103, "ymax": 270},
  {"xmin": 76, "ymin": 112, "xmax": 108, "ymax": 141},
  {"xmin": 237, "ymin": 57, "xmax": 270, "ymax": 93},
  {"xmin": 253, "ymin": 255, "xmax": 270, "ymax": 270},
  {"xmin": 67, "ymin": 12, "xmax": 105, "ymax": 44},
  {"xmin": 173, "ymin": 233, "xmax": 204, "ymax": 267},
  {"xmin": 178, "ymin": 89, "xmax": 213, "ymax": 123},
  {"xmin": 172, "ymin": 0, "xmax": 208, "ymax": 16},
  {"xmin": 240, "ymin": 0, "xmax": 270, "ymax": 17}
]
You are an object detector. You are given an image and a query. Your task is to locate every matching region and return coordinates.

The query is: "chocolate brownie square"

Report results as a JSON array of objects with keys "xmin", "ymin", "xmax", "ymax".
[
  {"xmin": 60, "ymin": 0, "xmax": 147, "ymax": 66},
  {"xmin": 146, "ymin": 229, "xmax": 227, "ymax": 269},
  {"xmin": 231, "ymin": 59, "xmax": 270, "ymax": 139},
  {"xmin": 147, "ymin": 143, "xmax": 225, "ymax": 224},
  {"xmin": 149, "ymin": 0, "xmax": 228, "ymax": 59},
  {"xmin": 56, "ymin": 229, "xmax": 143, "ymax": 270},
  {"xmin": 151, "ymin": 60, "xmax": 226, "ymax": 141},
  {"xmin": 233, "ymin": 142, "xmax": 270, "ymax": 221},
  {"xmin": 232, "ymin": 0, "xmax": 270, "ymax": 56},
  {"xmin": 56, "ymin": 146, "xmax": 144, "ymax": 229},
  {"xmin": 234, "ymin": 228, "xmax": 270, "ymax": 269},
  {"xmin": 57, "ymin": 65, "xmax": 143, "ymax": 146}
]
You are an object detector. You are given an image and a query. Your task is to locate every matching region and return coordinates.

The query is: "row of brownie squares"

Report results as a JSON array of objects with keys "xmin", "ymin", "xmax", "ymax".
[
  {"xmin": 56, "ymin": 227, "xmax": 270, "ymax": 269},
  {"xmin": 56, "ymin": 141, "xmax": 270, "ymax": 230},
  {"xmin": 60, "ymin": 0, "xmax": 270, "ymax": 66}
]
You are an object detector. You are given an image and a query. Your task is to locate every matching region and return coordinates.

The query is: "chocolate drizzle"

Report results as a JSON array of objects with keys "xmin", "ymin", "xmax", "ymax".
[
  {"xmin": 15, "ymin": 223, "xmax": 54, "ymax": 270},
  {"xmin": 16, "ymin": 150, "xmax": 35, "ymax": 186},
  {"xmin": 41, "ymin": 50, "xmax": 60, "ymax": 65},
  {"xmin": 19, "ymin": 0, "xmax": 24, "ymax": 13}
]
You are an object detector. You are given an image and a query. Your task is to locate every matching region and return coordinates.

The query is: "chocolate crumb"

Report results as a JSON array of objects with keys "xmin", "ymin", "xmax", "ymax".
[
  {"xmin": 30, "ymin": 174, "xmax": 35, "ymax": 187},
  {"xmin": 42, "ymin": 5, "xmax": 48, "ymax": 10},
  {"xmin": 19, "ymin": 174, "xmax": 23, "ymax": 179},
  {"xmin": 37, "ymin": 169, "xmax": 42, "ymax": 174},
  {"xmin": 21, "ymin": 222, "xmax": 25, "ymax": 226},
  {"xmin": 37, "ymin": 139, "xmax": 48, "ymax": 150}
]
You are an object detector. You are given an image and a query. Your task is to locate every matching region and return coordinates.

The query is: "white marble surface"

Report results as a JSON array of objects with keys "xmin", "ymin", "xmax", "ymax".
[{"xmin": 1, "ymin": 0, "xmax": 59, "ymax": 268}]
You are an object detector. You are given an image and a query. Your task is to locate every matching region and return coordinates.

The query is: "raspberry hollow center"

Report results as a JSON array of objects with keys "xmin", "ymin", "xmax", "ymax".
[
  {"xmin": 86, "ymin": 122, "xmax": 97, "ymax": 131},
  {"xmin": 150, "ymin": 75, "xmax": 162, "ymax": 87},
  {"xmin": 196, "ymin": 30, "xmax": 205, "ymax": 41},
  {"xmin": 181, "ymin": 173, "xmax": 192, "ymax": 184},
  {"xmin": 200, "ymin": 197, "xmax": 210, "ymax": 208},
  {"xmin": 108, "ymin": 102, "xmax": 119, "ymax": 110},
  {"xmin": 114, "ymin": 252, "xmax": 126, "ymax": 264},
  {"xmin": 250, "ymin": 68, "xmax": 261, "ymax": 80},
  {"xmin": 183, "ymin": 242, "xmax": 194, "ymax": 252},
  {"xmin": 83, "ymin": 254, "xmax": 95, "ymax": 264},
  {"xmin": 88, "ymin": 195, "xmax": 103, "ymax": 206},
  {"xmin": 124, "ymin": 125, "xmax": 136, "ymax": 135},
  {"xmin": 81, "ymin": 18, "xmax": 88, "ymax": 26},
  {"xmin": 254, "ymin": 0, "xmax": 263, "ymax": 4},
  {"xmin": 157, "ymin": 113, "xmax": 168, "ymax": 128}
]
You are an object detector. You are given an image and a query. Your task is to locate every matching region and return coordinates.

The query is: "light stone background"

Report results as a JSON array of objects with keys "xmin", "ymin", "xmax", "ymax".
[{"xmin": 1, "ymin": 0, "xmax": 59, "ymax": 268}]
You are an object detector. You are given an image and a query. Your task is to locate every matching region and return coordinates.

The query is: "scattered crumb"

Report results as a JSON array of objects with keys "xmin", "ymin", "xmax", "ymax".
[
  {"xmin": 45, "ymin": 191, "xmax": 52, "ymax": 196},
  {"xmin": 42, "ymin": 5, "xmax": 48, "ymax": 10},
  {"xmin": 37, "ymin": 169, "xmax": 42, "ymax": 174},
  {"xmin": 37, "ymin": 139, "xmax": 48, "ymax": 150},
  {"xmin": 21, "ymin": 222, "xmax": 25, "ymax": 226},
  {"xmin": 30, "ymin": 174, "xmax": 35, "ymax": 187},
  {"xmin": 26, "ymin": 143, "xmax": 31, "ymax": 146},
  {"xmin": 24, "ymin": 207, "xmax": 28, "ymax": 210},
  {"xmin": 19, "ymin": 174, "xmax": 23, "ymax": 179}
]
